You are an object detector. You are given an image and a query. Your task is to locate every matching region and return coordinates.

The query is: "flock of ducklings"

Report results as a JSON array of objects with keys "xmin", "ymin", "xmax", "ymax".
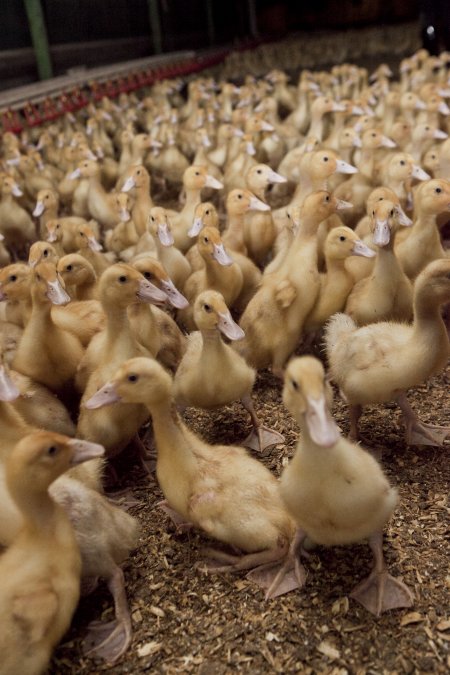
[{"xmin": 0, "ymin": 46, "xmax": 449, "ymax": 673}]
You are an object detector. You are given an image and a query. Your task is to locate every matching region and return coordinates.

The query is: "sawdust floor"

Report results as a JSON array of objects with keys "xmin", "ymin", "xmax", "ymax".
[{"xmin": 51, "ymin": 363, "xmax": 450, "ymax": 674}]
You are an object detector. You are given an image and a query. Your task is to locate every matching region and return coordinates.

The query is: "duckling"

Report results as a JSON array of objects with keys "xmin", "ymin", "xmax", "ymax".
[
  {"xmin": 325, "ymin": 258, "xmax": 450, "ymax": 445},
  {"xmin": 180, "ymin": 227, "xmax": 243, "ymax": 331},
  {"xmin": 303, "ymin": 227, "xmax": 376, "ymax": 335},
  {"xmin": 128, "ymin": 256, "xmax": 188, "ymax": 369},
  {"xmin": 32, "ymin": 188, "xmax": 85, "ymax": 240},
  {"xmin": 169, "ymin": 166, "xmax": 223, "ymax": 253},
  {"xmin": 236, "ymin": 191, "xmax": 350, "ymax": 376},
  {"xmin": 222, "ymin": 188, "xmax": 270, "ymax": 257},
  {"xmin": 0, "ymin": 175, "xmax": 35, "ymax": 252},
  {"xmin": 85, "ymin": 357, "xmax": 299, "ymax": 597},
  {"xmin": 28, "ymin": 241, "xmax": 58, "ymax": 268},
  {"xmin": 75, "ymin": 223, "xmax": 111, "ymax": 276},
  {"xmin": 0, "ymin": 232, "xmax": 11, "ymax": 267},
  {"xmin": 395, "ymin": 178, "xmax": 450, "ymax": 279},
  {"xmin": 184, "ymin": 202, "xmax": 219, "ymax": 272},
  {"xmin": 76, "ymin": 263, "xmax": 167, "ymax": 461},
  {"xmin": 105, "ymin": 193, "xmax": 139, "ymax": 258},
  {"xmin": 121, "ymin": 165, "xmax": 154, "ymax": 237},
  {"xmin": 273, "ymin": 357, "xmax": 413, "ymax": 615},
  {"xmin": 57, "ymin": 254, "xmax": 98, "ymax": 301},
  {"xmin": 346, "ymin": 199, "xmax": 414, "ymax": 325},
  {"xmin": 12, "ymin": 262, "xmax": 84, "ymax": 395},
  {"xmin": 174, "ymin": 290, "xmax": 284, "ymax": 452},
  {"xmin": 0, "ymin": 430, "xmax": 104, "ymax": 675},
  {"xmin": 70, "ymin": 160, "xmax": 117, "ymax": 229},
  {"xmin": 147, "ymin": 207, "xmax": 192, "ymax": 288}
]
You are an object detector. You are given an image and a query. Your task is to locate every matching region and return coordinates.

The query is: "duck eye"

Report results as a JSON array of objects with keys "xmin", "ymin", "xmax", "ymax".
[
  {"xmin": 203, "ymin": 303, "xmax": 212, "ymax": 312},
  {"xmin": 323, "ymin": 156, "xmax": 329, "ymax": 162},
  {"xmin": 339, "ymin": 235, "xmax": 346, "ymax": 241},
  {"xmin": 425, "ymin": 126, "xmax": 429, "ymax": 131},
  {"xmin": 400, "ymin": 160, "xmax": 405, "ymax": 166},
  {"xmin": 203, "ymin": 236, "xmax": 209, "ymax": 243},
  {"xmin": 151, "ymin": 216, "xmax": 155, "ymax": 221},
  {"xmin": 43, "ymin": 249, "xmax": 48, "ymax": 256},
  {"xmin": 238, "ymin": 193, "xmax": 242, "ymax": 199},
  {"xmin": 390, "ymin": 209, "xmax": 394, "ymax": 217},
  {"xmin": 118, "ymin": 275, "xmax": 127, "ymax": 283},
  {"xmin": 143, "ymin": 271, "xmax": 152, "ymax": 280},
  {"xmin": 47, "ymin": 446, "xmax": 58, "ymax": 456},
  {"xmin": 205, "ymin": 210, "xmax": 210, "ymax": 215},
  {"xmin": 127, "ymin": 374, "xmax": 138, "ymax": 382},
  {"xmin": 36, "ymin": 274, "xmax": 41, "ymax": 281},
  {"xmin": 435, "ymin": 187, "xmax": 442, "ymax": 193},
  {"xmin": 257, "ymin": 169, "xmax": 262, "ymax": 174},
  {"xmin": 9, "ymin": 275, "xmax": 17, "ymax": 282},
  {"xmin": 325, "ymin": 195, "xmax": 330, "ymax": 202},
  {"xmin": 291, "ymin": 379, "xmax": 299, "ymax": 391},
  {"xmin": 195, "ymin": 171, "xmax": 200, "ymax": 176}
]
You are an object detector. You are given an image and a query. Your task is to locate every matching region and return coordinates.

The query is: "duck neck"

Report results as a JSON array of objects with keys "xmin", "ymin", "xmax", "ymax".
[
  {"xmin": 149, "ymin": 397, "xmax": 195, "ymax": 463},
  {"xmin": 225, "ymin": 212, "xmax": 246, "ymax": 248},
  {"xmin": 413, "ymin": 289, "xmax": 448, "ymax": 345},
  {"xmin": 200, "ymin": 328, "xmax": 226, "ymax": 361},
  {"xmin": 77, "ymin": 277, "xmax": 96, "ymax": 301},
  {"xmin": 10, "ymin": 480, "xmax": 58, "ymax": 537},
  {"xmin": 183, "ymin": 186, "xmax": 202, "ymax": 212},
  {"xmin": 308, "ymin": 111, "xmax": 325, "ymax": 141},
  {"xmin": 357, "ymin": 148, "xmax": 376, "ymax": 179},
  {"xmin": 103, "ymin": 302, "xmax": 135, "ymax": 350},
  {"xmin": 0, "ymin": 402, "xmax": 31, "ymax": 457}
]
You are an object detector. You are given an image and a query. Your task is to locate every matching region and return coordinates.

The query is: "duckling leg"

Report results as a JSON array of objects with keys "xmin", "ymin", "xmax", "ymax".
[
  {"xmin": 397, "ymin": 393, "xmax": 450, "ymax": 446},
  {"xmin": 260, "ymin": 528, "xmax": 309, "ymax": 600},
  {"xmin": 348, "ymin": 404, "xmax": 362, "ymax": 441},
  {"xmin": 350, "ymin": 531, "xmax": 414, "ymax": 616},
  {"xmin": 82, "ymin": 565, "xmax": 132, "ymax": 663},
  {"xmin": 241, "ymin": 395, "xmax": 285, "ymax": 452}
]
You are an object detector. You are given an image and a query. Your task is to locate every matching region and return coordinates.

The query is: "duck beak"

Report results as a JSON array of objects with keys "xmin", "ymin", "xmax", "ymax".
[
  {"xmin": 438, "ymin": 101, "xmax": 450, "ymax": 115},
  {"xmin": 411, "ymin": 165, "xmax": 430, "ymax": 181},
  {"xmin": 260, "ymin": 120, "xmax": 274, "ymax": 132},
  {"xmin": 434, "ymin": 129, "xmax": 448, "ymax": 140},
  {"xmin": 47, "ymin": 231, "xmax": 57, "ymax": 243},
  {"xmin": 188, "ymin": 217, "xmax": 203, "ymax": 238},
  {"xmin": 160, "ymin": 278, "xmax": 189, "ymax": 309},
  {"xmin": 88, "ymin": 236, "xmax": 103, "ymax": 252},
  {"xmin": 120, "ymin": 208, "xmax": 130, "ymax": 222},
  {"xmin": 217, "ymin": 311, "xmax": 245, "ymax": 340},
  {"xmin": 248, "ymin": 195, "xmax": 270, "ymax": 211},
  {"xmin": 69, "ymin": 168, "xmax": 81, "ymax": 180},
  {"xmin": 397, "ymin": 207, "xmax": 413, "ymax": 226},
  {"xmin": 157, "ymin": 222, "xmax": 174, "ymax": 246},
  {"xmin": 352, "ymin": 239, "xmax": 377, "ymax": 256},
  {"xmin": 204, "ymin": 175, "xmax": 223, "ymax": 190},
  {"xmin": 336, "ymin": 199, "xmax": 353, "ymax": 211},
  {"xmin": 246, "ymin": 141, "xmax": 256, "ymax": 156},
  {"xmin": 46, "ymin": 279, "xmax": 71, "ymax": 305},
  {"xmin": 68, "ymin": 438, "xmax": 105, "ymax": 463},
  {"xmin": 305, "ymin": 395, "xmax": 340, "ymax": 447},
  {"xmin": 266, "ymin": 169, "xmax": 287, "ymax": 184},
  {"xmin": 351, "ymin": 105, "xmax": 364, "ymax": 115},
  {"xmin": 33, "ymin": 200, "xmax": 45, "ymax": 217},
  {"xmin": 122, "ymin": 176, "xmax": 136, "ymax": 192},
  {"xmin": 335, "ymin": 159, "xmax": 358, "ymax": 174},
  {"xmin": 84, "ymin": 382, "xmax": 121, "ymax": 409},
  {"xmin": 137, "ymin": 279, "xmax": 167, "ymax": 303},
  {"xmin": 352, "ymin": 135, "xmax": 362, "ymax": 148},
  {"xmin": 0, "ymin": 365, "xmax": 20, "ymax": 401},
  {"xmin": 11, "ymin": 183, "xmax": 23, "ymax": 197},
  {"xmin": 372, "ymin": 218, "xmax": 391, "ymax": 246},
  {"xmin": 381, "ymin": 136, "xmax": 396, "ymax": 148},
  {"xmin": 212, "ymin": 243, "xmax": 233, "ymax": 266},
  {"xmin": 331, "ymin": 102, "xmax": 347, "ymax": 112}
]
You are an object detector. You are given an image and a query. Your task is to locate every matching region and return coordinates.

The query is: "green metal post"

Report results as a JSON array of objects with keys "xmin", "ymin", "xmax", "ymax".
[
  {"xmin": 23, "ymin": 0, "xmax": 53, "ymax": 80},
  {"xmin": 247, "ymin": 0, "xmax": 258, "ymax": 38},
  {"xmin": 205, "ymin": 0, "xmax": 215, "ymax": 46},
  {"xmin": 147, "ymin": 0, "xmax": 163, "ymax": 54}
]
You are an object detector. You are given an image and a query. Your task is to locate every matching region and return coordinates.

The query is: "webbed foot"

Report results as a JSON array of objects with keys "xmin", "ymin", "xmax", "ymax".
[{"xmin": 350, "ymin": 569, "xmax": 414, "ymax": 616}]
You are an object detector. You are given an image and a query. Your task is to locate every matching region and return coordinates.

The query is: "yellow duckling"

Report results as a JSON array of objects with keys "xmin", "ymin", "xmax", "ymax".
[
  {"xmin": 0, "ymin": 175, "xmax": 35, "ymax": 252},
  {"xmin": 28, "ymin": 241, "xmax": 58, "ymax": 268},
  {"xmin": 12, "ymin": 262, "xmax": 84, "ymax": 395},
  {"xmin": 148, "ymin": 207, "xmax": 192, "ymax": 289},
  {"xmin": 32, "ymin": 188, "xmax": 85, "ymax": 241},
  {"xmin": 274, "ymin": 357, "xmax": 413, "ymax": 615},
  {"xmin": 303, "ymin": 226, "xmax": 376, "ymax": 335},
  {"xmin": 184, "ymin": 201, "xmax": 219, "ymax": 272},
  {"xmin": 395, "ymin": 178, "xmax": 450, "ymax": 279},
  {"xmin": 57, "ymin": 254, "xmax": 98, "ymax": 301},
  {"xmin": 69, "ymin": 160, "xmax": 117, "ymax": 229},
  {"xmin": 85, "ymin": 357, "xmax": 299, "ymax": 597},
  {"xmin": 345, "ymin": 199, "xmax": 414, "ymax": 325},
  {"xmin": 180, "ymin": 226, "xmax": 243, "ymax": 331},
  {"xmin": 222, "ymin": 188, "xmax": 270, "ymax": 257},
  {"xmin": 120, "ymin": 164, "xmax": 154, "ymax": 237},
  {"xmin": 129, "ymin": 256, "xmax": 188, "ymax": 370},
  {"xmin": 169, "ymin": 165, "xmax": 223, "ymax": 253},
  {"xmin": 76, "ymin": 263, "xmax": 167, "ymax": 462},
  {"xmin": 0, "ymin": 430, "xmax": 103, "ymax": 675},
  {"xmin": 325, "ymin": 258, "xmax": 450, "ymax": 445},
  {"xmin": 236, "ymin": 191, "xmax": 351, "ymax": 376},
  {"xmin": 75, "ymin": 222, "xmax": 111, "ymax": 276},
  {"xmin": 243, "ymin": 163, "xmax": 287, "ymax": 266},
  {"xmin": 104, "ymin": 192, "xmax": 139, "ymax": 257},
  {"xmin": 174, "ymin": 290, "xmax": 284, "ymax": 452}
]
